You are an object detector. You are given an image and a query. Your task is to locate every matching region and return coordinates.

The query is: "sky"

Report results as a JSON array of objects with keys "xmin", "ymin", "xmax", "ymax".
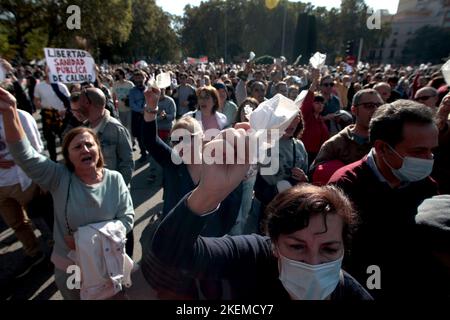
[{"xmin": 156, "ymin": 0, "xmax": 400, "ymax": 16}]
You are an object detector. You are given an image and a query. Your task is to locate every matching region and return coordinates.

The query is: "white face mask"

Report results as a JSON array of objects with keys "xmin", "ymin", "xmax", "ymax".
[
  {"xmin": 384, "ymin": 144, "xmax": 434, "ymax": 182},
  {"xmin": 278, "ymin": 253, "xmax": 343, "ymax": 300}
]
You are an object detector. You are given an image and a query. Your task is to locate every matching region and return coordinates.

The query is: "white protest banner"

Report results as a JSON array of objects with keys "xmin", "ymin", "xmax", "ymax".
[{"xmin": 44, "ymin": 48, "xmax": 96, "ymax": 84}]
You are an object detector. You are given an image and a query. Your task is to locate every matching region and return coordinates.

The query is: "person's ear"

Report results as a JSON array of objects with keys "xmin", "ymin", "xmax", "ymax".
[
  {"xmin": 351, "ymin": 105, "xmax": 358, "ymax": 117},
  {"xmin": 373, "ymin": 140, "xmax": 387, "ymax": 156},
  {"xmin": 272, "ymin": 242, "xmax": 280, "ymax": 259}
]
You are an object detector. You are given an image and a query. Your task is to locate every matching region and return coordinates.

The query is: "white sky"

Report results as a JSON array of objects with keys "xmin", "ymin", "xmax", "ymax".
[{"xmin": 156, "ymin": 0, "xmax": 400, "ymax": 16}]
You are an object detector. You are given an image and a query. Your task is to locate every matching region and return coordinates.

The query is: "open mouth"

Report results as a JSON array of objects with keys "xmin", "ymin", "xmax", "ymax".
[{"xmin": 81, "ymin": 156, "xmax": 94, "ymax": 164}]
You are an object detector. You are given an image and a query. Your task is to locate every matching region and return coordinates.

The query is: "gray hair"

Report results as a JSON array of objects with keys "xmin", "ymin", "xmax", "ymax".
[{"xmin": 352, "ymin": 89, "xmax": 383, "ymax": 106}]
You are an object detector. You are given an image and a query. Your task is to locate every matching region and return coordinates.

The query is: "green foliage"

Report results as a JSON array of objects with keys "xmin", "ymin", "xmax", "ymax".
[
  {"xmin": 0, "ymin": 0, "xmax": 403, "ymax": 65},
  {"xmin": 24, "ymin": 28, "xmax": 48, "ymax": 61},
  {"xmin": 180, "ymin": 0, "xmax": 387, "ymax": 64}
]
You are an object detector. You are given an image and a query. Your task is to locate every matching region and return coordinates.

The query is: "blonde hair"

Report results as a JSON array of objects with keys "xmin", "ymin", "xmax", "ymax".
[{"xmin": 171, "ymin": 116, "xmax": 203, "ymax": 136}]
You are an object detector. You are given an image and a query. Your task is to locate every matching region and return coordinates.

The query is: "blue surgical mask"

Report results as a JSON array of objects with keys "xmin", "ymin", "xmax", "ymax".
[
  {"xmin": 278, "ymin": 253, "xmax": 343, "ymax": 300},
  {"xmin": 384, "ymin": 144, "xmax": 434, "ymax": 182}
]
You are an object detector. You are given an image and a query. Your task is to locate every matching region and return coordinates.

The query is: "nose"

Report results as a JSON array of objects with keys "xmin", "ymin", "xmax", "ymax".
[
  {"xmin": 301, "ymin": 252, "xmax": 321, "ymax": 266},
  {"xmin": 82, "ymin": 144, "xmax": 90, "ymax": 152}
]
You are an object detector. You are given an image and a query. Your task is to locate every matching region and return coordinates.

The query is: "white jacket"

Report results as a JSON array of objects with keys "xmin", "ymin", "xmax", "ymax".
[
  {"xmin": 183, "ymin": 110, "xmax": 228, "ymax": 130},
  {"xmin": 69, "ymin": 220, "xmax": 134, "ymax": 300}
]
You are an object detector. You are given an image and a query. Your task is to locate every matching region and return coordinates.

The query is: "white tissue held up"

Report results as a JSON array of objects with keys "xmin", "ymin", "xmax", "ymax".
[
  {"xmin": 442, "ymin": 59, "xmax": 450, "ymax": 86},
  {"xmin": 156, "ymin": 72, "xmax": 172, "ymax": 89},
  {"xmin": 310, "ymin": 52, "xmax": 327, "ymax": 69},
  {"xmin": 249, "ymin": 51, "xmax": 256, "ymax": 62},
  {"xmin": 249, "ymin": 93, "xmax": 299, "ymax": 156}
]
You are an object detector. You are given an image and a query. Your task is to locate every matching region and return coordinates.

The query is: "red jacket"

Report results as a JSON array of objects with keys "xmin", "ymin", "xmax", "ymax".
[{"xmin": 300, "ymin": 90, "xmax": 329, "ymax": 153}]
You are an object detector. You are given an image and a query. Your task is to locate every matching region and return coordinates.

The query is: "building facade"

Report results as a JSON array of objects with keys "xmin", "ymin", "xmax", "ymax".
[{"xmin": 370, "ymin": 0, "xmax": 450, "ymax": 64}]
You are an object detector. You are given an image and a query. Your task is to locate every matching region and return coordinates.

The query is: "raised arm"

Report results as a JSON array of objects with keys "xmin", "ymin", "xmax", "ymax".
[
  {"xmin": 300, "ymin": 69, "xmax": 320, "ymax": 116},
  {"xmin": 0, "ymin": 87, "xmax": 64, "ymax": 191},
  {"xmin": 142, "ymin": 87, "xmax": 177, "ymax": 166},
  {"xmin": 436, "ymin": 93, "xmax": 450, "ymax": 132},
  {"xmin": 150, "ymin": 128, "xmax": 262, "ymax": 279}
]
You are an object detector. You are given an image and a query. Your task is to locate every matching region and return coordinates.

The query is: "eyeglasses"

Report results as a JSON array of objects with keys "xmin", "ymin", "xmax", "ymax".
[
  {"xmin": 322, "ymin": 83, "xmax": 335, "ymax": 87},
  {"xmin": 357, "ymin": 102, "xmax": 382, "ymax": 110},
  {"xmin": 83, "ymin": 88, "xmax": 92, "ymax": 105}
]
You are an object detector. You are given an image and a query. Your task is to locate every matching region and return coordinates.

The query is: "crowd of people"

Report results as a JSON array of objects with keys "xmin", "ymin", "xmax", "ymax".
[{"xmin": 0, "ymin": 56, "xmax": 449, "ymax": 300}]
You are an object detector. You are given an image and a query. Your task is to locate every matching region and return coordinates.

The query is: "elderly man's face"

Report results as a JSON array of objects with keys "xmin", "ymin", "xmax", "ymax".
[{"xmin": 351, "ymin": 93, "xmax": 383, "ymax": 130}]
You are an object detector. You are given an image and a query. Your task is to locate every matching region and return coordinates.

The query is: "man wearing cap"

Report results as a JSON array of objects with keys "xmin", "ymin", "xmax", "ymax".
[
  {"xmin": 329, "ymin": 100, "xmax": 439, "ymax": 300},
  {"xmin": 415, "ymin": 195, "xmax": 450, "ymax": 300},
  {"xmin": 310, "ymin": 89, "xmax": 383, "ymax": 181}
]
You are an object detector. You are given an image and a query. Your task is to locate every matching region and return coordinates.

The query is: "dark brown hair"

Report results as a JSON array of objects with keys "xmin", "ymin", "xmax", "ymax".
[
  {"xmin": 62, "ymin": 127, "xmax": 104, "ymax": 172},
  {"xmin": 196, "ymin": 86, "xmax": 220, "ymax": 113},
  {"xmin": 263, "ymin": 184, "xmax": 357, "ymax": 249}
]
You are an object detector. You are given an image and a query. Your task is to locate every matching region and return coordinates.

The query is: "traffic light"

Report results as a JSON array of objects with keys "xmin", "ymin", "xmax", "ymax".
[{"xmin": 345, "ymin": 40, "xmax": 355, "ymax": 56}]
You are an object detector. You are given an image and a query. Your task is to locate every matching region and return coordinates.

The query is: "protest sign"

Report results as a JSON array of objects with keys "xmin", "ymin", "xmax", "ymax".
[
  {"xmin": 187, "ymin": 56, "xmax": 208, "ymax": 65},
  {"xmin": 44, "ymin": 48, "xmax": 96, "ymax": 83}
]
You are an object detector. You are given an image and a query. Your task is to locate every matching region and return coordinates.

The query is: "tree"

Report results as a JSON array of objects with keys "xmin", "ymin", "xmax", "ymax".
[
  {"xmin": 402, "ymin": 26, "xmax": 450, "ymax": 64},
  {"xmin": 0, "ymin": 0, "xmax": 133, "ymax": 61},
  {"xmin": 107, "ymin": 0, "xmax": 179, "ymax": 63},
  {"xmin": 0, "ymin": 0, "xmax": 48, "ymax": 61}
]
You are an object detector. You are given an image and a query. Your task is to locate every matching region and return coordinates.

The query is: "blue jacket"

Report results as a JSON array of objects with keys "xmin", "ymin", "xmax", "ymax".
[{"xmin": 128, "ymin": 86, "xmax": 146, "ymax": 113}]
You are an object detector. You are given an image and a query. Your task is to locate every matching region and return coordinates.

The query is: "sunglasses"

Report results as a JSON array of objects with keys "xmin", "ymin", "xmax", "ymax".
[{"xmin": 322, "ymin": 83, "xmax": 335, "ymax": 87}]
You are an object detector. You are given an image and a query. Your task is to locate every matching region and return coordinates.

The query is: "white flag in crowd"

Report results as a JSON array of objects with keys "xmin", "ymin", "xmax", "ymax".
[{"xmin": 44, "ymin": 48, "xmax": 96, "ymax": 84}]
